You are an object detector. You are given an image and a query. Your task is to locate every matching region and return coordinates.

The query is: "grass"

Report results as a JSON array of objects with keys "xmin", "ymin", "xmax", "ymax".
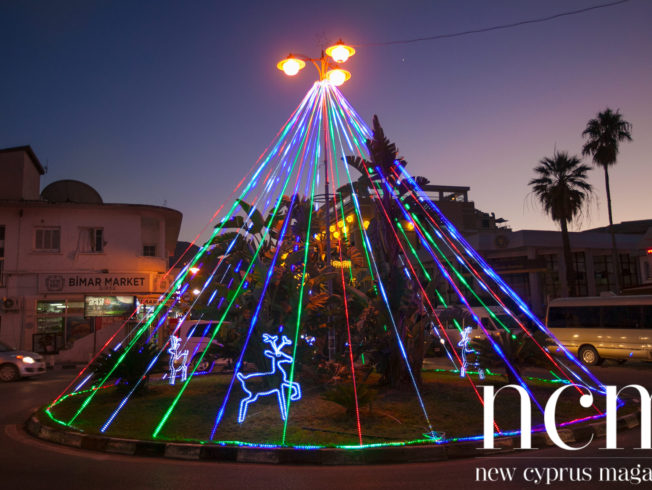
[{"xmin": 44, "ymin": 369, "xmax": 626, "ymax": 447}]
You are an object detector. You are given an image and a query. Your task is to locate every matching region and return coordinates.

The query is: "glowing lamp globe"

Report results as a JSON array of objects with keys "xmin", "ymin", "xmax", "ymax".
[
  {"xmin": 277, "ymin": 56, "xmax": 305, "ymax": 76},
  {"xmin": 326, "ymin": 69, "xmax": 350, "ymax": 86},
  {"xmin": 326, "ymin": 42, "xmax": 355, "ymax": 63}
]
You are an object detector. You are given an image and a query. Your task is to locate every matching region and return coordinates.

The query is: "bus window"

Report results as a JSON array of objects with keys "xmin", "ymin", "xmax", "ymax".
[
  {"xmin": 643, "ymin": 306, "xmax": 652, "ymax": 329},
  {"xmin": 602, "ymin": 305, "xmax": 642, "ymax": 329},
  {"xmin": 548, "ymin": 306, "xmax": 600, "ymax": 328}
]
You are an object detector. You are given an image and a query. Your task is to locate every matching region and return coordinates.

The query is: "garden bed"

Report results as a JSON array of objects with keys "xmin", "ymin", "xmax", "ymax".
[{"xmin": 44, "ymin": 369, "xmax": 622, "ymax": 448}]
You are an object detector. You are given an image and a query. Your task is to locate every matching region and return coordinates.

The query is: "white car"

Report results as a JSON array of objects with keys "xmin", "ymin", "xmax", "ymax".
[{"xmin": 0, "ymin": 341, "xmax": 47, "ymax": 381}]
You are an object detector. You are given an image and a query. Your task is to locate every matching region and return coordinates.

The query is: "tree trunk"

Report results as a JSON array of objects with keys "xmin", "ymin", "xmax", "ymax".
[
  {"xmin": 560, "ymin": 219, "xmax": 576, "ymax": 296},
  {"xmin": 604, "ymin": 166, "xmax": 621, "ymax": 293}
]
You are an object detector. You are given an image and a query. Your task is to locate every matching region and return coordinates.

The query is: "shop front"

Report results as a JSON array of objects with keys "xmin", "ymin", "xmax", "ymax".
[{"xmin": 33, "ymin": 272, "xmax": 168, "ymax": 362}]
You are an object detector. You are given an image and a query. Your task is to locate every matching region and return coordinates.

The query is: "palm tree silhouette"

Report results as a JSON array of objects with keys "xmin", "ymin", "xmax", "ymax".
[
  {"xmin": 582, "ymin": 108, "xmax": 633, "ymax": 292},
  {"xmin": 529, "ymin": 151, "xmax": 593, "ymax": 297}
]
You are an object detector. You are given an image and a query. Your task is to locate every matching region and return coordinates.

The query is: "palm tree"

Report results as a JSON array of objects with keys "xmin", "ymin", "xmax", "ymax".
[
  {"xmin": 529, "ymin": 152, "xmax": 593, "ymax": 296},
  {"xmin": 581, "ymin": 108, "xmax": 633, "ymax": 292}
]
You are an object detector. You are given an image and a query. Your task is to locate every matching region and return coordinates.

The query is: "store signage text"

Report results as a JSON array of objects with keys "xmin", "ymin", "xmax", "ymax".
[
  {"xmin": 39, "ymin": 273, "xmax": 151, "ymax": 293},
  {"xmin": 68, "ymin": 276, "xmax": 145, "ymax": 288}
]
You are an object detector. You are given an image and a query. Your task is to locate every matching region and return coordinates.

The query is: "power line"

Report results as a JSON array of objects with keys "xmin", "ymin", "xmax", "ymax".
[{"xmin": 358, "ymin": 0, "xmax": 634, "ymax": 47}]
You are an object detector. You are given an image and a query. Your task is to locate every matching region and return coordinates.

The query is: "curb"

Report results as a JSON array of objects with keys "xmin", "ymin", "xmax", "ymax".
[{"xmin": 25, "ymin": 409, "xmax": 641, "ymax": 465}]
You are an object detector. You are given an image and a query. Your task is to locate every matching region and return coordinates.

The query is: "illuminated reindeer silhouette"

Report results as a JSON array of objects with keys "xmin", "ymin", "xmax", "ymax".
[
  {"xmin": 168, "ymin": 335, "xmax": 189, "ymax": 385},
  {"xmin": 457, "ymin": 326, "xmax": 484, "ymax": 379},
  {"xmin": 236, "ymin": 333, "xmax": 302, "ymax": 423}
]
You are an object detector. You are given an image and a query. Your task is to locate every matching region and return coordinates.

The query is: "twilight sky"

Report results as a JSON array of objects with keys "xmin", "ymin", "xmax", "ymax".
[{"xmin": 2, "ymin": 0, "xmax": 651, "ymax": 241}]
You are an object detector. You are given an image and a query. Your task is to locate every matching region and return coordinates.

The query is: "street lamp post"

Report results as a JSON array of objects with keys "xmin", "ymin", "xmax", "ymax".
[{"xmin": 277, "ymin": 41, "xmax": 355, "ymax": 361}]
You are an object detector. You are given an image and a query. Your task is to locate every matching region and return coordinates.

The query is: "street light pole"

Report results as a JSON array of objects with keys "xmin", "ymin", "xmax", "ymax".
[
  {"xmin": 277, "ymin": 41, "xmax": 356, "ymax": 362},
  {"xmin": 321, "ymin": 83, "xmax": 336, "ymax": 361}
]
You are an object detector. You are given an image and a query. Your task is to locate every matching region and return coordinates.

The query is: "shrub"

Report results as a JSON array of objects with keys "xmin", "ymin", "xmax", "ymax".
[
  {"xmin": 321, "ymin": 382, "xmax": 377, "ymax": 417},
  {"xmin": 91, "ymin": 341, "xmax": 164, "ymax": 395}
]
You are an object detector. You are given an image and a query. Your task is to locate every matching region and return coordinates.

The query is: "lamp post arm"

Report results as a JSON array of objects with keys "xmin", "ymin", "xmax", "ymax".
[{"xmin": 287, "ymin": 52, "xmax": 338, "ymax": 80}]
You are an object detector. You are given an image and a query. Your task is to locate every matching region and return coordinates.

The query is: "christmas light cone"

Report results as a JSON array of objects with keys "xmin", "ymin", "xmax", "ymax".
[{"xmin": 45, "ymin": 81, "xmax": 608, "ymax": 451}]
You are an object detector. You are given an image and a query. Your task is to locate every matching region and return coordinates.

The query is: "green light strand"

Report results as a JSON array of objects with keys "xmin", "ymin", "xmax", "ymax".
[
  {"xmin": 281, "ymin": 103, "xmax": 321, "ymax": 445},
  {"xmin": 435, "ymin": 289, "xmax": 448, "ymax": 308},
  {"xmin": 452, "ymin": 318, "xmax": 464, "ymax": 334},
  {"xmin": 395, "ymin": 220, "xmax": 431, "ymax": 281}
]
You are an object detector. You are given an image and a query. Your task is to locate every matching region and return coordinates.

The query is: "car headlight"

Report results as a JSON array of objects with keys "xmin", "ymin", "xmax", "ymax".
[{"xmin": 16, "ymin": 355, "xmax": 35, "ymax": 364}]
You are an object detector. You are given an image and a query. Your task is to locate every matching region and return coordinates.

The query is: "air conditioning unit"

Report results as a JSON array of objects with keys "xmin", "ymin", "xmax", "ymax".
[{"xmin": 2, "ymin": 297, "xmax": 20, "ymax": 312}]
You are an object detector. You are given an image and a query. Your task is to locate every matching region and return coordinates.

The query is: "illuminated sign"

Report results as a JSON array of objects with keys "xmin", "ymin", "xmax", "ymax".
[
  {"xmin": 332, "ymin": 260, "xmax": 351, "ymax": 269},
  {"xmin": 39, "ymin": 273, "xmax": 151, "ymax": 293},
  {"xmin": 84, "ymin": 296, "xmax": 136, "ymax": 317}
]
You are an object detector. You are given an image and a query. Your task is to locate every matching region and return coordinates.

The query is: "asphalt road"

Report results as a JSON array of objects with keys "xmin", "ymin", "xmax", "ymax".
[{"xmin": 2, "ymin": 363, "xmax": 652, "ymax": 490}]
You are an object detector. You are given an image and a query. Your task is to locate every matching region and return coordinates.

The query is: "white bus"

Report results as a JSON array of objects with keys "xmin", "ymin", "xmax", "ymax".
[{"xmin": 546, "ymin": 295, "xmax": 652, "ymax": 365}]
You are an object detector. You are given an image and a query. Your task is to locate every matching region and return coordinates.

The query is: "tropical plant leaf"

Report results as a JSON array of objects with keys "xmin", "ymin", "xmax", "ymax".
[
  {"xmin": 306, "ymin": 292, "xmax": 329, "ymax": 312},
  {"xmin": 218, "ymin": 215, "xmax": 245, "ymax": 231},
  {"xmin": 236, "ymin": 199, "xmax": 265, "ymax": 235}
]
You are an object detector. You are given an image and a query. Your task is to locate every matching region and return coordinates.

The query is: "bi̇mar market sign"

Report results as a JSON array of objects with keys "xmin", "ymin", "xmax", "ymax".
[{"xmin": 38, "ymin": 273, "xmax": 151, "ymax": 294}]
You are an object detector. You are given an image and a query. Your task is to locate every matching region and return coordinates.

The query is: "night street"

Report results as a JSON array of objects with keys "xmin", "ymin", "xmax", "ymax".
[{"xmin": 2, "ymin": 363, "xmax": 652, "ymax": 490}]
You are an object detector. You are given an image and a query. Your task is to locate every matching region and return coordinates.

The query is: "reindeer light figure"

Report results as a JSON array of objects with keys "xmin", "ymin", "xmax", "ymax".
[
  {"xmin": 236, "ymin": 333, "xmax": 302, "ymax": 423},
  {"xmin": 168, "ymin": 335, "xmax": 189, "ymax": 385},
  {"xmin": 457, "ymin": 326, "xmax": 485, "ymax": 379}
]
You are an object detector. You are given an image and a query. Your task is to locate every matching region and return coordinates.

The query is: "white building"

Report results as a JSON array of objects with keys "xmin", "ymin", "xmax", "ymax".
[
  {"xmin": 0, "ymin": 146, "xmax": 182, "ymax": 362},
  {"xmin": 467, "ymin": 228, "xmax": 642, "ymax": 317}
]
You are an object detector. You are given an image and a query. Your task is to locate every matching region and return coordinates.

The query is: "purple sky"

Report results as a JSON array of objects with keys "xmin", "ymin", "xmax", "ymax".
[{"xmin": 2, "ymin": 0, "xmax": 651, "ymax": 241}]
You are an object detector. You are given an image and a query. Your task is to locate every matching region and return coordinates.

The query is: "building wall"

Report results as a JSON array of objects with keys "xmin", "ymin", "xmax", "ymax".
[
  {"xmin": 0, "ymin": 147, "xmax": 181, "ymax": 361},
  {"xmin": 467, "ymin": 229, "xmax": 642, "ymax": 317},
  {"xmin": 0, "ymin": 201, "xmax": 180, "ymax": 358},
  {"xmin": 0, "ymin": 149, "xmax": 43, "ymax": 200}
]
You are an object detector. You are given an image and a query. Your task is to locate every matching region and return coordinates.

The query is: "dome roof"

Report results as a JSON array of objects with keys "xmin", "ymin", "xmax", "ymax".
[{"xmin": 41, "ymin": 180, "xmax": 103, "ymax": 204}]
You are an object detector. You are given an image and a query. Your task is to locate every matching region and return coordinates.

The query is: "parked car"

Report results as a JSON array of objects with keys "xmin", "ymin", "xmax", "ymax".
[{"xmin": 0, "ymin": 341, "xmax": 47, "ymax": 381}]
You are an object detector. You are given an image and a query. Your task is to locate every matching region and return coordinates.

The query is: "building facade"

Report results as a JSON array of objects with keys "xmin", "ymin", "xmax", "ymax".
[
  {"xmin": 0, "ymin": 146, "xmax": 182, "ymax": 362},
  {"xmin": 468, "ymin": 228, "xmax": 642, "ymax": 317}
]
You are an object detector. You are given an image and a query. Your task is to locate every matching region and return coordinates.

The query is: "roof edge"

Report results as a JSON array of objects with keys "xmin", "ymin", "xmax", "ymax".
[{"xmin": 0, "ymin": 145, "xmax": 46, "ymax": 175}]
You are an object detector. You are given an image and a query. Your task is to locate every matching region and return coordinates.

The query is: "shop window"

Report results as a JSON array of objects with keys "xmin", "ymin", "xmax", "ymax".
[
  {"xmin": 573, "ymin": 252, "xmax": 588, "ymax": 296},
  {"xmin": 620, "ymin": 253, "xmax": 639, "ymax": 288},
  {"xmin": 593, "ymin": 255, "xmax": 613, "ymax": 294},
  {"xmin": 79, "ymin": 227, "xmax": 104, "ymax": 253},
  {"xmin": 35, "ymin": 227, "xmax": 60, "ymax": 252},
  {"xmin": 542, "ymin": 254, "xmax": 560, "ymax": 298},
  {"xmin": 141, "ymin": 216, "xmax": 160, "ymax": 257},
  {"xmin": 36, "ymin": 300, "xmax": 91, "ymax": 346},
  {"xmin": 143, "ymin": 245, "xmax": 157, "ymax": 257}
]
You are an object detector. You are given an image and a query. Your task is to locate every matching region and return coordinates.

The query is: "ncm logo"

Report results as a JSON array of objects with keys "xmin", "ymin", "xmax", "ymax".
[{"xmin": 481, "ymin": 384, "xmax": 650, "ymax": 450}]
